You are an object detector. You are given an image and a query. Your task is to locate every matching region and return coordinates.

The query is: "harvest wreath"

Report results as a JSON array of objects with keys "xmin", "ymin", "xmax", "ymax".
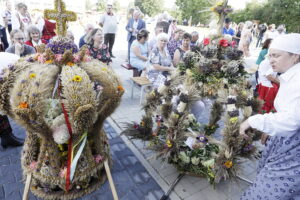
[{"xmin": 123, "ymin": 36, "xmax": 262, "ymax": 184}]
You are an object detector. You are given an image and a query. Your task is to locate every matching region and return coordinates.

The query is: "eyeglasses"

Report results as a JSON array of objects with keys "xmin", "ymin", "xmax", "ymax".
[{"xmin": 14, "ymin": 37, "xmax": 24, "ymax": 41}]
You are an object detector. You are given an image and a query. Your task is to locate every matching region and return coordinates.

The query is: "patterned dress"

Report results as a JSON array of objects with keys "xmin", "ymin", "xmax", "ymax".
[
  {"xmin": 88, "ymin": 44, "xmax": 112, "ymax": 65},
  {"xmin": 167, "ymin": 39, "xmax": 181, "ymax": 59}
]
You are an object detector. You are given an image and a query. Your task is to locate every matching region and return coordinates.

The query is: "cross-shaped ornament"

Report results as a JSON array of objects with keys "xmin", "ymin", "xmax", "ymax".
[{"xmin": 44, "ymin": 0, "xmax": 77, "ymax": 37}]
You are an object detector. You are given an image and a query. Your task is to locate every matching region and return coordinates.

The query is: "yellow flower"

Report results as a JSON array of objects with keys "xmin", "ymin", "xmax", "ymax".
[
  {"xmin": 216, "ymin": 1, "xmax": 224, "ymax": 6},
  {"xmin": 166, "ymin": 140, "xmax": 172, "ymax": 148},
  {"xmin": 186, "ymin": 69, "xmax": 193, "ymax": 76},
  {"xmin": 150, "ymin": 91, "xmax": 156, "ymax": 96},
  {"xmin": 229, "ymin": 117, "xmax": 238, "ymax": 124},
  {"xmin": 72, "ymin": 75, "xmax": 82, "ymax": 82},
  {"xmin": 67, "ymin": 62, "xmax": 74, "ymax": 67},
  {"xmin": 45, "ymin": 60, "xmax": 53, "ymax": 64},
  {"xmin": 101, "ymin": 67, "xmax": 108, "ymax": 71},
  {"xmin": 224, "ymin": 160, "xmax": 233, "ymax": 168},
  {"xmin": 140, "ymin": 121, "xmax": 145, "ymax": 127},
  {"xmin": 29, "ymin": 73, "xmax": 36, "ymax": 79},
  {"xmin": 18, "ymin": 102, "xmax": 29, "ymax": 109},
  {"xmin": 242, "ymin": 90, "xmax": 247, "ymax": 96}
]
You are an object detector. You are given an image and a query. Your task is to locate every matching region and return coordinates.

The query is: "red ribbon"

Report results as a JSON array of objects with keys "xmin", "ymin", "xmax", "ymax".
[{"xmin": 57, "ymin": 80, "xmax": 73, "ymax": 192}]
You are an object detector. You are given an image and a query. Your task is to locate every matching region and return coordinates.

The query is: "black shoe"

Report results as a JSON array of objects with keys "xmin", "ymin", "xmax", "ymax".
[
  {"xmin": 111, "ymin": 54, "xmax": 116, "ymax": 58},
  {"xmin": 0, "ymin": 132, "xmax": 24, "ymax": 148}
]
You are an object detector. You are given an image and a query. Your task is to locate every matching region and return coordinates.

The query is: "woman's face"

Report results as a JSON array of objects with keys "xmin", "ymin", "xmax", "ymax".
[
  {"xmin": 182, "ymin": 38, "xmax": 191, "ymax": 48},
  {"xmin": 30, "ymin": 32, "xmax": 40, "ymax": 42},
  {"xmin": 93, "ymin": 30, "xmax": 103, "ymax": 44},
  {"xmin": 19, "ymin": 6, "xmax": 27, "ymax": 15},
  {"xmin": 13, "ymin": 32, "xmax": 25, "ymax": 45},
  {"xmin": 269, "ymin": 49, "xmax": 299, "ymax": 73},
  {"xmin": 158, "ymin": 38, "xmax": 167, "ymax": 48}
]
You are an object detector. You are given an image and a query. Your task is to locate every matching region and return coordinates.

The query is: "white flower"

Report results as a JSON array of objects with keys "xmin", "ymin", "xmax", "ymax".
[
  {"xmin": 52, "ymin": 124, "xmax": 70, "ymax": 144},
  {"xmin": 191, "ymin": 157, "xmax": 200, "ymax": 165},
  {"xmin": 177, "ymin": 102, "xmax": 187, "ymax": 113}
]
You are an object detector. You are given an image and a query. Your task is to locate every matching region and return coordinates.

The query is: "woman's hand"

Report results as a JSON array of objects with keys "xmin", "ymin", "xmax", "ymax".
[
  {"xmin": 239, "ymin": 119, "xmax": 251, "ymax": 138},
  {"xmin": 14, "ymin": 42, "xmax": 23, "ymax": 55}
]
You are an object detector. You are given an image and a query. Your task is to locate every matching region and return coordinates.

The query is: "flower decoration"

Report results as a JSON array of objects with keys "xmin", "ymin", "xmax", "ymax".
[
  {"xmin": 55, "ymin": 54, "xmax": 63, "ymax": 62},
  {"xmin": 18, "ymin": 102, "xmax": 29, "ymax": 109},
  {"xmin": 203, "ymin": 38, "xmax": 210, "ymax": 46},
  {"xmin": 101, "ymin": 67, "xmax": 108, "ymax": 72},
  {"xmin": 219, "ymin": 39, "xmax": 228, "ymax": 47},
  {"xmin": 117, "ymin": 85, "xmax": 124, "ymax": 92},
  {"xmin": 45, "ymin": 60, "xmax": 54, "ymax": 64},
  {"xmin": 229, "ymin": 117, "xmax": 238, "ymax": 123},
  {"xmin": 224, "ymin": 160, "xmax": 233, "ymax": 168},
  {"xmin": 66, "ymin": 62, "xmax": 74, "ymax": 67},
  {"xmin": 196, "ymin": 135, "xmax": 208, "ymax": 143},
  {"xmin": 166, "ymin": 140, "xmax": 172, "ymax": 148},
  {"xmin": 29, "ymin": 73, "xmax": 37, "ymax": 79},
  {"xmin": 94, "ymin": 154, "xmax": 104, "ymax": 163},
  {"xmin": 140, "ymin": 121, "xmax": 145, "ymax": 127},
  {"xmin": 72, "ymin": 75, "xmax": 82, "ymax": 82},
  {"xmin": 29, "ymin": 161, "xmax": 38, "ymax": 170}
]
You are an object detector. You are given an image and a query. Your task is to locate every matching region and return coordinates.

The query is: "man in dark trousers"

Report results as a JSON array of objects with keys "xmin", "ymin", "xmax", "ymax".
[
  {"xmin": 99, "ymin": 4, "xmax": 118, "ymax": 58},
  {"xmin": 125, "ymin": 10, "xmax": 146, "ymax": 61}
]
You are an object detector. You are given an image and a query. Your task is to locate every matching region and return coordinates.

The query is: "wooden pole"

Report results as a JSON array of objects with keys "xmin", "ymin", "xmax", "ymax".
[
  {"xmin": 22, "ymin": 173, "xmax": 32, "ymax": 200},
  {"xmin": 104, "ymin": 160, "xmax": 119, "ymax": 200}
]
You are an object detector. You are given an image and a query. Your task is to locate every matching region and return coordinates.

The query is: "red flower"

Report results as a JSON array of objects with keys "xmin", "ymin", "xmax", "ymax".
[
  {"xmin": 203, "ymin": 38, "xmax": 210, "ymax": 46},
  {"xmin": 219, "ymin": 39, "xmax": 228, "ymax": 47}
]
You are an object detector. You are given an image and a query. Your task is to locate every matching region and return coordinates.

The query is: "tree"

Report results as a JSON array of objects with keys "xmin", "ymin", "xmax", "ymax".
[
  {"xmin": 134, "ymin": 0, "xmax": 162, "ymax": 17},
  {"xmin": 230, "ymin": 0, "xmax": 300, "ymax": 33},
  {"xmin": 175, "ymin": 0, "xmax": 212, "ymax": 26}
]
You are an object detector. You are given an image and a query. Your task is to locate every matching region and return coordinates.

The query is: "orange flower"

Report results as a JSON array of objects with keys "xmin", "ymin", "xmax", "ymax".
[
  {"xmin": 67, "ymin": 62, "xmax": 74, "ymax": 67},
  {"xmin": 224, "ymin": 160, "xmax": 233, "ymax": 168},
  {"xmin": 117, "ymin": 85, "xmax": 124, "ymax": 92},
  {"xmin": 45, "ymin": 60, "xmax": 53, "ymax": 64},
  {"xmin": 18, "ymin": 102, "xmax": 28, "ymax": 109}
]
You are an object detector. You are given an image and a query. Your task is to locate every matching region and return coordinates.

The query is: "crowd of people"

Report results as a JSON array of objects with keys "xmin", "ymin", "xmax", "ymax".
[{"xmin": 1, "ymin": 2, "xmax": 300, "ymax": 199}]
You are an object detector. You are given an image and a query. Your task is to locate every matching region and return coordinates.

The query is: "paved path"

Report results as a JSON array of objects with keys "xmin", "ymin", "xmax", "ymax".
[{"xmin": 0, "ymin": 120, "xmax": 164, "ymax": 200}]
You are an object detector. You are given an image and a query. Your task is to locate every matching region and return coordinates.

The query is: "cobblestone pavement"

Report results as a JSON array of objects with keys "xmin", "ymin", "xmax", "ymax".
[{"xmin": 0, "ymin": 119, "xmax": 164, "ymax": 200}]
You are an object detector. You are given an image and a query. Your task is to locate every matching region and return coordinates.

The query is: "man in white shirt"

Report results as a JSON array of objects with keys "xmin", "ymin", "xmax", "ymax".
[{"xmin": 99, "ymin": 4, "xmax": 118, "ymax": 58}]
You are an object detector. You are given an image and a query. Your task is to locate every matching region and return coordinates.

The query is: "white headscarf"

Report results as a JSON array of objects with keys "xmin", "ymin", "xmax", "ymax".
[{"xmin": 269, "ymin": 33, "xmax": 300, "ymax": 55}]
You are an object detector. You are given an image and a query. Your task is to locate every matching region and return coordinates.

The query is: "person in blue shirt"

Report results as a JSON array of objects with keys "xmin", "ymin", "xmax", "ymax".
[{"xmin": 223, "ymin": 18, "xmax": 235, "ymax": 36}]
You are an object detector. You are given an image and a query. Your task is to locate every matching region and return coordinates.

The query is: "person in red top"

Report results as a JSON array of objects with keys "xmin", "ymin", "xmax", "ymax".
[
  {"xmin": 25, "ymin": 25, "xmax": 46, "ymax": 49},
  {"xmin": 41, "ymin": 19, "xmax": 56, "ymax": 43}
]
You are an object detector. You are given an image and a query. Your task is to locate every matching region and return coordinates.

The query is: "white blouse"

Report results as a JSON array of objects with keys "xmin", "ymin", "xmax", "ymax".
[
  {"xmin": 248, "ymin": 62, "xmax": 300, "ymax": 137},
  {"xmin": 258, "ymin": 59, "xmax": 277, "ymax": 87}
]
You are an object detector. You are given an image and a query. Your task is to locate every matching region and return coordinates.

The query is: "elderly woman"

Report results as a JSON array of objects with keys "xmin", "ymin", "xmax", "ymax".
[
  {"xmin": 148, "ymin": 32, "xmax": 174, "ymax": 87},
  {"xmin": 173, "ymin": 32, "xmax": 191, "ymax": 67},
  {"xmin": 25, "ymin": 25, "xmax": 47, "ymax": 49},
  {"xmin": 130, "ymin": 29, "xmax": 150, "ymax": 77},
  {"xmin": 5, "ymin": 29, "xmax": 35, "ymax": 56},
  {"xmin": 240, "ymin": 34, "xmax": 300, "ymax": 199},
  {"xmin": 238, "ymin": 21, "xmax": 253, "ymax": 57},
  {"xmin": 167, "ymin": 28, "xmax": 184, "ymax": 59},
  {"xmin": 84, "ymin": 28, "xmax": 112, "ymax": 65}
]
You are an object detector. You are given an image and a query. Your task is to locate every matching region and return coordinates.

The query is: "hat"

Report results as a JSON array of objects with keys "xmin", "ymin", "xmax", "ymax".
[{"xmin": 269, "ymin": 33, "xmax": 300, "ymax": 55}]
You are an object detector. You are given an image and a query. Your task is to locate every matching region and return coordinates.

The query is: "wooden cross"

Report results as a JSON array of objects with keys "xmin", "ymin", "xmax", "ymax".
[
  {"xmin": 44, "ymin": 0, "xmax": 77, "ymax": 37},
  {"xmin": 215, "ymin": 0, "xmax": 232, "ymax": 36}
]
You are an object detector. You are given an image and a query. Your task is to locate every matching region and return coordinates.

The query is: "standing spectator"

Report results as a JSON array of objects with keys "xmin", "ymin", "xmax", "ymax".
[
  {"xmin": 6, "ymin": 29, "xmax": 35, "ymax": 56},
  {"xmin": 130, "ymin": 29, "xmax": 150, "ymax": 77},
  {"xmin": 24, "ymin": 25, "xmax": 46, "ymax": 50},
  {"xmin": 167, "ymin": 28, "xmax": 184, "ymax": 59},
  {"xmin": 2, "ymin": 1, "xmax": 12, "ymax": 33},
  {"xmin": 173, "ymin": 32, "xmax": 191, "ymax": 66},
  {"xmin": 256, "ymin": 23, "xmax": 267, "ymax": 48},
  {"xmin": 168, "ymin": 19, "xmax": 177, "ymax": 39},
  {"xmin": 264, "ymin": 24, "xmax": 276, "ymax": 40},
  {"xmin": 156, "ymin": 13, "xmax": 170, "ymax": 34},
  {"xmin": 223, "ymin": 18, "xmax": 234, "ymax": 36},
  {"xmin": 79, "ymin": 24, "xmax": 94, "ymax": 48},
  {"xmin": 148, "ymin": 25, "xmax": 163, "ymax": 51},
  {"xmin": 99, "ymin": 4, "xmax": 118, "ymax": 58},
  {"xmin": 84, "ymin": 28, "xmax": 112, "ymax": 65},
  {"xmin": 256, "ymin": 38, "xmax": 272, "ymax": 65},
  {"xmin": 148, "ymin": 32, "xmax": 174, "ymax": 87},
  {"xmin": 190, "ymin": 31, "xmax": 199, "ymax": 47},
  {"xmin": 41, "ymin": 19, "xmax": 56, "ymax": 43},
  {"xmin": 233, "ymin": 22, "xmax": 244, "ymax": 46},
  {"xmin": 0, "ymin": 25, "xmax": 9, "ymax": 51},
  {"xmin": 238, "ymin": 21, "xmax": 253, "ymax": 57},
  {"xmin": 11, "ymin": 3, "xmax": 32, "ymax": 33},
  {"xmin": 126, "ymin": 10, "xmax": 146, "ymax": 61},
  {"xmin": 240, "ymin": 33, "xmax": 300, "ymax": 200}
]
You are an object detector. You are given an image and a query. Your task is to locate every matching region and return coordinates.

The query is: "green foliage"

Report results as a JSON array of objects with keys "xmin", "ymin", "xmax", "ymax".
[
  {"xmin": 97, "ymin": 0, "xmax": 121, "ymax": 12},
  {"xmin": 134, "ymin": 0, "xmax": 162, "ymax": 16},
  {"xmin": 175, "ymin": 0, "xmax": 213, "ymax": 25},
  {"xmin": 230, "ymin": 0, "xmax": 300, "ymax": 33}
]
